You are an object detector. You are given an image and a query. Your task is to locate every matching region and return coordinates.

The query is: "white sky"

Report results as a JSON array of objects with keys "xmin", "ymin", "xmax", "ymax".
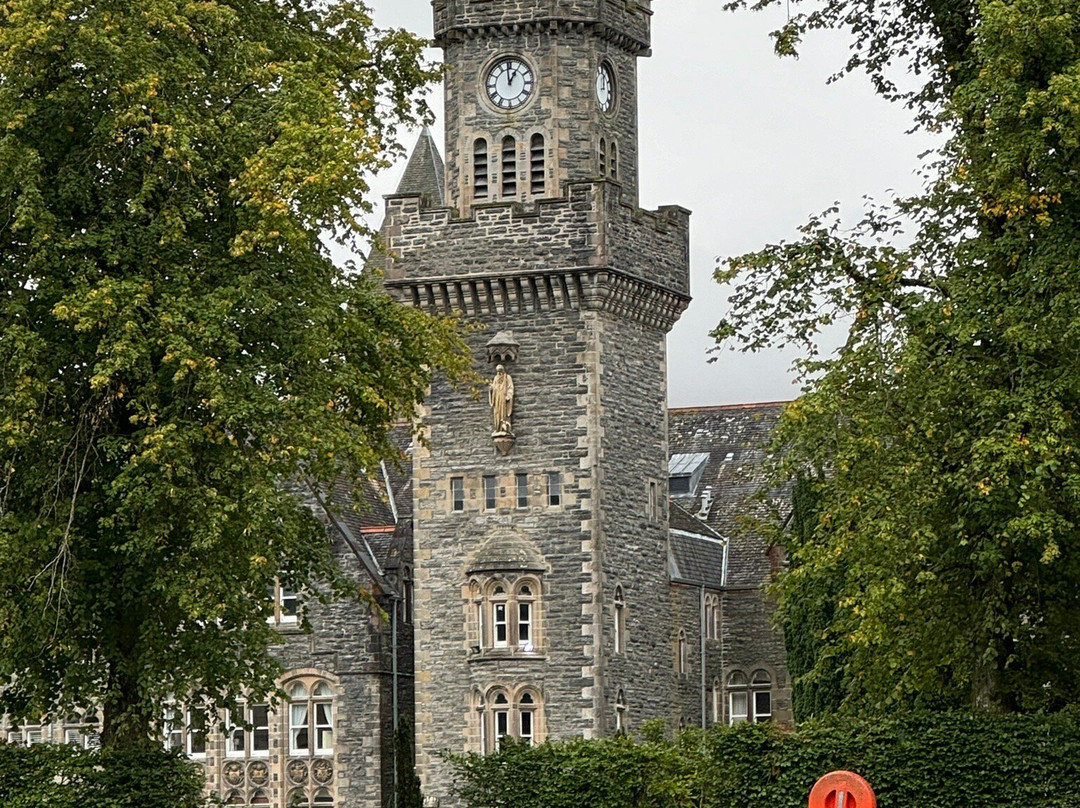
[{"xmin": 364, "ymin": 0, "xmax": 937, "ymax": 407}]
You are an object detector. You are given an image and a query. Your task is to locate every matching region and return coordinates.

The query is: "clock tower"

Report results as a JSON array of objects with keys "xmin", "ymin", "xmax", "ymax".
[
  {"xmin": 436, "ymin": 0, "xmax": 649, "ymax": 213},
  {"xmin": 378, "ymin": 1, "xmax": 691, "ymax": 802}
]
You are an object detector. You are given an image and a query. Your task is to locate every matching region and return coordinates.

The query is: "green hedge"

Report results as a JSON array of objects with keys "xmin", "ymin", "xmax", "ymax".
[
  {"xmin": 0, "ymin": 745, "xmax": 209, "ymax": 808},
  {"xmin": 449, "ymin": 711, "xmax": 1080, "ymax": 808}
]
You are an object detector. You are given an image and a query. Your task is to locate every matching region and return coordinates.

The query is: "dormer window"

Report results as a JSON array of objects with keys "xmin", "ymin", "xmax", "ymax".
[{"xmin": 668, "ymin": 452, "xmax": 709, "ymax": 497}]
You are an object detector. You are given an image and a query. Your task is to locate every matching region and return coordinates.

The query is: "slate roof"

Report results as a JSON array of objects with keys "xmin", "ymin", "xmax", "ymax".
[
  {"xmin": 395, "ymin": 126, "xmax": 445, "ymax": 206},
  {"xmin": 668, "ymin": 403, "xmax": 789, "ymax": 587},
  {"xmin": 320, "ymin": 424, "xmax": 415, "ymax": 583},
  {"xmin": 668, "ymin": 501, "xmax": 727, "ymax": 590}
]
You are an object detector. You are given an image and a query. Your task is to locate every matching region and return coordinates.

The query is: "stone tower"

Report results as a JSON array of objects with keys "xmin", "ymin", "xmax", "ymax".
[{"xmin": 379, "ymin": 0, "xmax": 691, "ymax": 801}]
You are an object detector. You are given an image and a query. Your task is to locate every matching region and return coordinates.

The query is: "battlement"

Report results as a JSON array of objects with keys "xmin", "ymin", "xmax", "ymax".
[
  {"xmin": 433, "ymin": 0, "xmax": 652, "ymax": 53},
  {"xmin": 380, "ymin": 181, "xmax": 688, "ymax": 321}
]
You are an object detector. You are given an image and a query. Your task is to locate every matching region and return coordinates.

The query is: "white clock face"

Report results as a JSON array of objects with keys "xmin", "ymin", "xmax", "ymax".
[
  {"xmin": 596, "ymin": 63, "xmax": 615, "ymax": 112},
  {"xmin": 486, "ymin": 57, "xmax": 535, "ymax": 110}
]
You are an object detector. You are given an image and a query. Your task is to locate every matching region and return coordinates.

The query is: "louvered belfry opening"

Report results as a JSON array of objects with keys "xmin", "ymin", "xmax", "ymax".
[
  {"xmin": 501, "ymin": 135, "xmax": 517, "ymax": 198},
  {"xmin": 530, "ymin": 133, "xmax": 545, "ymax": 196},
  {"xmin": 473, "ymin": 137, "xmax": 489, "ymax": 199}
]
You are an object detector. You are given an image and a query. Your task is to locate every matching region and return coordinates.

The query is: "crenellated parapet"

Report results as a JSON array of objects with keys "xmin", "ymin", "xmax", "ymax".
[
  {"xmin": 379, "ymin": 181, "xmax": 689, "ymax": 332},
  {"xmin": 434, "ymin": 0, "xmax": 652, "ymax": 54}
]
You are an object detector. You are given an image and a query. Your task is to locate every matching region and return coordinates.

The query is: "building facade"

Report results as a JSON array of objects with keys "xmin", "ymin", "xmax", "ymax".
[{"xmin": 2, "ymin": 2, "xmax": 792, "ymax": 806}]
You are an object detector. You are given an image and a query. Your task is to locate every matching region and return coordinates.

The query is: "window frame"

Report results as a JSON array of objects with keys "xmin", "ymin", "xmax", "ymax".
[
  {"xmin": 545, "ymin": 472, "xmax": 562, "ymax": 507},
  {"xmin": 515, "ymin": 472, "xmax": 529, "ymax": 508}
]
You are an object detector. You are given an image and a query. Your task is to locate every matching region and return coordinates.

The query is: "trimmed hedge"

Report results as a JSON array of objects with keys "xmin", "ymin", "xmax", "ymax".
[
  {"xmin": 449, "ymin": 711, "xmax": 1080, "ymax": 808},
  {"xmin": 0, "ymin": 745, "xmax": 209, "ymax": 808}
]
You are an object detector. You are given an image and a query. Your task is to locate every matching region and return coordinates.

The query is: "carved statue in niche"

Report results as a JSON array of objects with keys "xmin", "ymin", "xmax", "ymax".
[{"xmin": 489, "ymin": 364, "xmax": 514, "ymax": 435}]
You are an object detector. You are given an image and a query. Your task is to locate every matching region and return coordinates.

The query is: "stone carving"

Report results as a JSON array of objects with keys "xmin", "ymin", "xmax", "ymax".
[
  {"xmin": 223, "ymin": 761, "xmax": 244, "ymax": 786},
  {"xmin": 287, "ymin": 759, "xmax": 309, "ymax": 784},
  {"xmin": 248, "ymin": 761, "xmax": 269, "ymax": 785},
  {"xmin": 489, "ymin": 365, "xmax": 514, "ymax": 435},
  {"xmin": 312, "ymin": 758, "xmax": 334, "ymax": 784},
  {"xmin": 486, "ymin": 330, "xmax": 520, "ymax": 363}
]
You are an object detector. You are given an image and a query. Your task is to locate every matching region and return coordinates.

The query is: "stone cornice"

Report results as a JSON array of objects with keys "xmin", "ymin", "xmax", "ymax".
[
  {"xmin": 385, "ymin": 265, "xmax": 690, "ymax": 333},
  {"xmin": 436, "ymin": 19, "xmax": 651, "ymax": 54}
]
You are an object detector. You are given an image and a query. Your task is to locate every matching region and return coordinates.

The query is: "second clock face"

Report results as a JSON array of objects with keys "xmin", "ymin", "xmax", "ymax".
[
  {"xmin": 596, "ymin": 62, "xmax": 615, "ymax": 112},
  {"xmin": 486, "ymin": 57, "xmax": 535, "ymax": 110}
]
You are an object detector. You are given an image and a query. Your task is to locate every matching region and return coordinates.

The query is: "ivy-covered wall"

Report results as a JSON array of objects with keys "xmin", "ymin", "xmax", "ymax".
[
  {"xmin": 450, "ymin": 711, "xmax": 1080, "ymax": 808},
  {"xmin": 0, "ymin": 746, "xmax": 207, "ymax": 808}
]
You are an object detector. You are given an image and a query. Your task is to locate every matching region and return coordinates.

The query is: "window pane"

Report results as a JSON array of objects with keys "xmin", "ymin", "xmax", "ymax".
[
  {"xmin": 494, "ymin": 603, "xmax": 507, "ymax": 646},
  {"xmin": 546, "ymin": 472, "xmax": 561, "ymax": 506},
  {"xmin": 251, "ymin": 704, "xmax": 270, "ymax": 752},
  {"xmin": 483, "ymin": 476, "xmax": 496, "ymax": 509},
  {"xmin": 753, "ymin": 691, "xmax": 772, "ymax": 722},
  {"xmin": 280, "ymin": 586, "xmax": 298, "ymax": 620},
  {"xmin": 518, "ymin": 602, "xmax": 531, "ymax": 642},
  {"xmin": 291, "ymin": 703, "xmax": 310, "ymax": 751},
  {"xmin": 729, "ymin": 692, "xmax": 748, "ymax": 724},
  {"xmin": 516, "ymin": 473, "xmax": 528, "ymax": 507},
  {"xmin": 315, "ymin": 702, "xmax": 334, "ymax": 752},
  {"xmin": 520, "ymin": 711, "xmax": 533, "ymax": 744},
  {"xmin": 451, "ymin": 477, "xmax": 464, "ymax": 511},
  {"xmin": 188, "ymin": 710, "xmax": 207, "ymax": 755}
]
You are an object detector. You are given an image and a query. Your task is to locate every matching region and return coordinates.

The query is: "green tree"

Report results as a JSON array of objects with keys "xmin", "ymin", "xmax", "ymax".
[
  {"xmin": 716, "ymin": 0, "xmax": 1080, "ymax": 713},
  {"xmin": 0, "ymin": 0, "xmax": 469, "ymax": 748}
]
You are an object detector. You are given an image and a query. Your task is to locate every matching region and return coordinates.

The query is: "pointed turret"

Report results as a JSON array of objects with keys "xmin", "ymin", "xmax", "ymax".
[
  {"xmin": 367, "ymin": 128, "xmax": 446, "ymax": 274},
  {"xmin": 395, "ymin": 126, "xmax": 445, "ymax": 207}
]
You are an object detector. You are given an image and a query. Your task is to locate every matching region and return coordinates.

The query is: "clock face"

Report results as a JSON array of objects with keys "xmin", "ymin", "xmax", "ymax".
[
  {"xmin": 486, "ymin": 57, "xmax": 535, "ymax": 110},
  {"xmin": 596, "ymin": 62, "xmax": 615, "ymax": 112}
]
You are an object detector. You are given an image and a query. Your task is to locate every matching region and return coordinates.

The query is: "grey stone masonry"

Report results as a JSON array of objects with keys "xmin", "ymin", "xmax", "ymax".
[
  {"xmin": 381, "ymin": 182, "xmax": 690, "ymax": 328},
  {"xmin": 435, "ymin": 0, "xmax": 651, "ymax": 213},
  {"xmin": 390, "ymin": 0, "xmax": 690, "ymax": 803},
  {"xmin": 434, "ymin": 0, "xmax": 652, "ymax": 54}
]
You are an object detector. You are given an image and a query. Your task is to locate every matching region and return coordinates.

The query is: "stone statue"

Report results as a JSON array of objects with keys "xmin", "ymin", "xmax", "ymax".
[{"xmin": 489, "ymin": 364, "xmax": 514, "ymax": 434}]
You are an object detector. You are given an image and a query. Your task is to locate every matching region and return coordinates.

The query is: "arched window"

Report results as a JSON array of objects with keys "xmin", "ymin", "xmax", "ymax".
[
  {"xmin": 599, "ymin": 137, "xmax": 608, "ymax": 177},
  {"xmin": 751, "ymin": 669, "xmax": 773, "ymax": 723},
  {"xmin": 490, "ymin": 583, "xmax": 509, "ymax": 648},
  {"xmin": 530, "ymin": 133, "xmax": 546, "ymax": 195},
  {"xmin": 711, "ymin": 678, "xmax": 722, "ymax": 725},
  {"xmin": 727, "ymin": 670, "xmax": 772, "ymax": 724},
  {"xmin": 609, "ymin": 140, "xmax": 619, "ymax": 180},
  {"xmin": 472, "ymin": 576, "xmax": 542, "ymax": 652},
  {"xmin": 288, "ymin": 679, "xmax": 334, "ymax": 755},
  {"xmin": 516, "ymin": 582, "xmax": 534, "ymax": 651},
  {"xmin": 480, "ymin": 685, "xmax": 544, "ymax": 753},
  {"xmin": 614, "ymin": 585, "xmax": 626, "ymax": 654},
  {"xmin": 224, "ymin": 791, "xmax": 244, "ymax": 805},
  {"xmin": 492, "ymin": 690, "xmax": 510, "ymax": 749},
  {"xmin": 251, "ymin": 791, "xmax": 270, "ymax": 806},
  {"xmin": 473, "ymin": 138, "xmax": 489, "ymax": 199},
  {"xmin": 728, "ymin": 671, "xmax": 748, "ymax": 724},
  {"xmin": 677, "ymin": 629, "xmax": 689, "ymax": 676},
  {"xmin": 401, "ymin": 565, "xmax": 413, "ymax": 624},
  {"xmin": 705, "ymin": 594, "xmax": 720, "ymax": 641},
  {"xmin": 501, "ymin": 136, "xmax": 517, "ymax": 198},
  {"xmin": 615, "ymin": 688, "xmax": 628, "ymax": 734},
  {"xmin": 517, "ymin": 690, "xmax": 537, "ymax": 745}
]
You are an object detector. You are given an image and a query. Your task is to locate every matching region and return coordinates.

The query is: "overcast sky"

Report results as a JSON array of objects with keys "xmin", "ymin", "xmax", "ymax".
[{"xmin": 363, "ymin": 0, "xmax": 937, "ymax": 407}]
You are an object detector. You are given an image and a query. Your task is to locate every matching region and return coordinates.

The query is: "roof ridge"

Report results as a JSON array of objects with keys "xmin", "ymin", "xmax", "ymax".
[{"xmin": 668, "ymin": 401, "xmax": 791, "ymax": 414}]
